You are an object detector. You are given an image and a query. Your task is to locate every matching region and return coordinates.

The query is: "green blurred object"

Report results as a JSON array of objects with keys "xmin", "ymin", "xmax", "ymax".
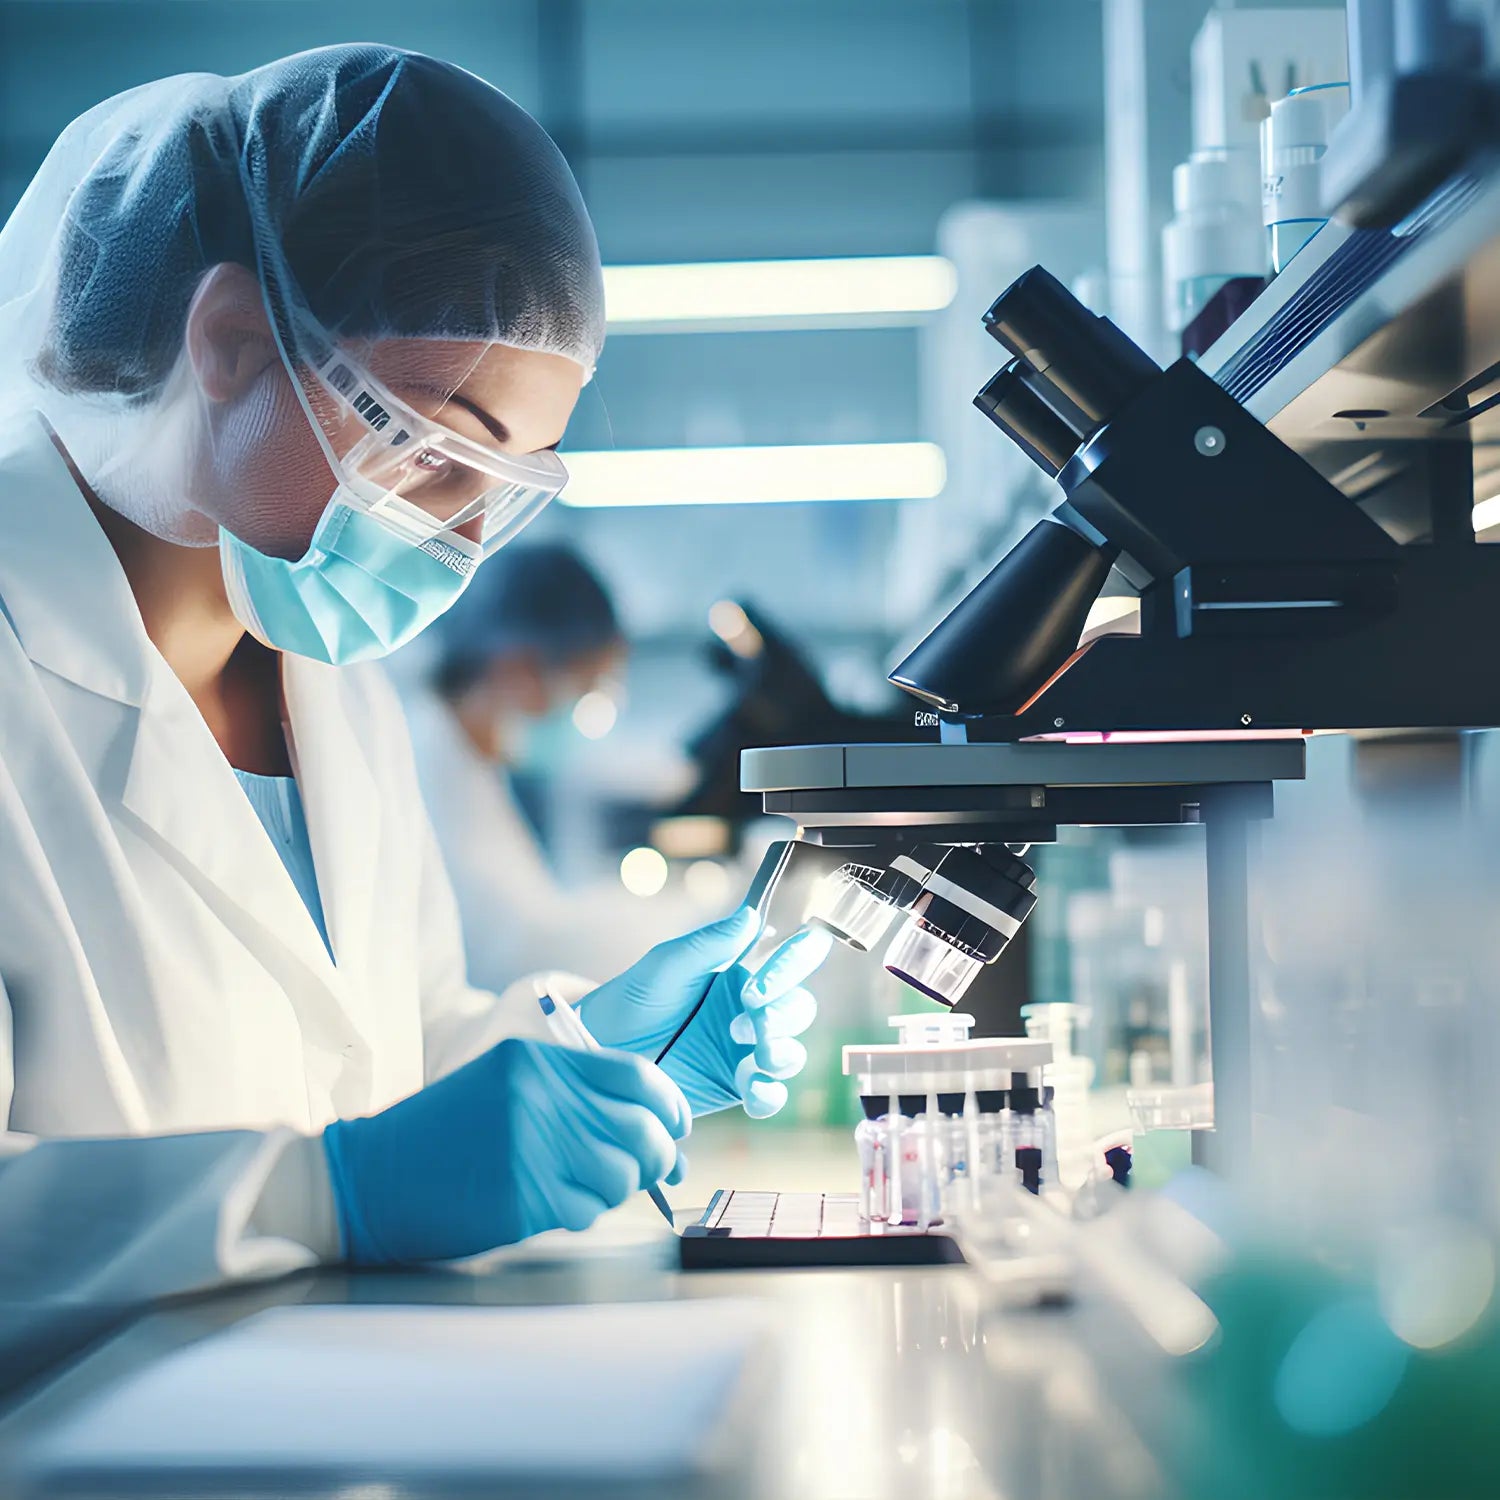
[
  {"xmin": 1174, "ymin": 1249, "xmax": 1500, "ymax": 1500},
  {"xmin": 1130, "ymin": 1129, "xmax": 1195, "ymax": 1188}
]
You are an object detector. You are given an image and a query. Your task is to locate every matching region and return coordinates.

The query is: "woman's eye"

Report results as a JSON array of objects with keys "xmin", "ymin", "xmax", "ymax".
[{"xmin": 412, "ymin": 448, "xmax": 449, "ymax": 472}]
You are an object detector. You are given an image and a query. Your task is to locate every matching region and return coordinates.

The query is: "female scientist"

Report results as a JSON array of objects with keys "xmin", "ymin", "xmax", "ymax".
[{"xmin": 0, "ymin": 46, "xmax": 828, "ymax": 1297}]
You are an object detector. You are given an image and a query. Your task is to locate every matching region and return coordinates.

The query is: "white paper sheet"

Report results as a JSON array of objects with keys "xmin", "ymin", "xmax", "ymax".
[{"xmin": 25, "ymin": 1300, "xmax": 772, "ymax": 1484}]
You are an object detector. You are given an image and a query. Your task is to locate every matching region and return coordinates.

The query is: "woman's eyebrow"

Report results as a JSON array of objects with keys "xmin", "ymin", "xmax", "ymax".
[
  {"xmin": 442, "ymin": 393, "xmax": 510, "ymax": 447},
  {"xmin": 401, "ymin": 383, "xmax": 511, "ymax": 446}
]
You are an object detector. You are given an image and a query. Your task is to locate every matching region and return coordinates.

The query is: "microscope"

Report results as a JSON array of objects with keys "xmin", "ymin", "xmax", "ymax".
[{"xmin": 738, "ymin": 264, "xmax": 1500, "ymax": 1180}]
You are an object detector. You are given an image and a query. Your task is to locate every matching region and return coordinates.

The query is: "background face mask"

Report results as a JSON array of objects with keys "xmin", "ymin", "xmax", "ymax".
[
  {"xmin": 220, "ymin": 498, "xmax": 479, "ymax": 665},
  {"xmin": 511, "ymin": 695, "xmax": 583, "ymax": 774}
]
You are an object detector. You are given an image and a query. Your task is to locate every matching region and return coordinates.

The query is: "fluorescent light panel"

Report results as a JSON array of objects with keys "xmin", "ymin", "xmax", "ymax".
[
  {"xmin": 559, "ymin": 442, "xmax": 946, "ymax": 509},
  {"xmin": 1474, "ymin": 493, "xmax": 1500, "ymax": 533},
  {"xmin": 602, "ymin": 256, "xmax": 956, "ymax": 331}
]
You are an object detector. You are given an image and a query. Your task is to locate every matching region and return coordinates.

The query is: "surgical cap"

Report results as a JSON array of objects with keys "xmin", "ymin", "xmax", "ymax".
[
  {"xmin": 433, "ymin": 541, "xmax": 621, "ymax": 693},
  {"xmin": 0, "ymin": 45, "xmax": 604, "ymax": 543}
]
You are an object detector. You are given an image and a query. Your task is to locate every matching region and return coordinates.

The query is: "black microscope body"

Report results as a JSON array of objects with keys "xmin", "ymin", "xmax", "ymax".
[
  {"xmin": 743, "ymin": 262, "xmax": 1500, "ymax": 1173},
  {"xmin": 890, "ymin": 265, "xmax": 1500, "ymax": 742}
]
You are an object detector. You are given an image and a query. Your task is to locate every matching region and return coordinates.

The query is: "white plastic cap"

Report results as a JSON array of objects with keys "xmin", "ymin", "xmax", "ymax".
[
  {"xmin": 887, "ymin": 1012, "xmax": 976, "ymax": 1047},
  {"xmin": 1261, "ymin": 83, "xmax": 1350, "ymax": 229},
  {"xmin": 1162, "ymin": 148, "xmax": 1266, "ymax": 330}
]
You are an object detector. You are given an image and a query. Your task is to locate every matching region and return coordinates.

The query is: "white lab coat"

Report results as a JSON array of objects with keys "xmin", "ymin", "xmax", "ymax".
[
  {"xmin": 0, "ymin": 413, "xmax": 549, "ymax": 1304},
  {"xmin": 404, "ymin": 689, "xmax": 572, "ymax": 988}
]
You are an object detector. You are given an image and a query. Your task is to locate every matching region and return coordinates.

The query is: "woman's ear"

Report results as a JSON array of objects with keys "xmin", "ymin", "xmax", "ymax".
[{"xmin": 184, "ymin": 263, "xmax": 278, "ymax": 402}]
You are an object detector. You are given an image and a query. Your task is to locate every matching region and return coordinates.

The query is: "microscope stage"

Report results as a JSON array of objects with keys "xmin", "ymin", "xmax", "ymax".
[
  {"xmin": 744, "ymin": 739, "xmax": 1304, "ymax": 792},
  {"xmin": 741, "ymin": 739, "xmax": 1304, "ymax": 840}
]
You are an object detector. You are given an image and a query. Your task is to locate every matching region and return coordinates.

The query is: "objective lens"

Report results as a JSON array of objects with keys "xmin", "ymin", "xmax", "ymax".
[
  {"xmin": 880, "ymin": 846, "xmax": 1039, "ymax": 1004},
  {"xmin": 883, "ymin": 919, "xmax": 983, "ymax": 1006},
  {"xmin": 806, "ymin": 866, "xmax": 899, "ymax": 952}
]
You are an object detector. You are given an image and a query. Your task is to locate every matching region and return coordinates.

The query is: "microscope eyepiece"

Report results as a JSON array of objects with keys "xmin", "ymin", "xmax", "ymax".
[
  {"xmin": 973, "ymin": 360, "xmax": 1084, "ymax": 478},
  {"xmin": 982, "ymin": 266, "xmax": 1158, "ymax": 433}
]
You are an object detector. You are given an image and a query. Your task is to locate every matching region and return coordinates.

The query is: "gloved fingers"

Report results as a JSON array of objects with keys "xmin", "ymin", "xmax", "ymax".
[
  {"xmin": 569, "ymin": 1047, "xmax": 693, "ymax": 1139},
  {"xmin": 729, "ymin": 986, "xmax": 817, "ymax": 1045},
  {"xmin": 741, "ymin": 925, "xmax": 834, "ymax": 1009},
  {"xmin": 575, "ymin": 1138, "xmax": 651, "ymax": 1210},
  {"xmin": 665, "ymin": 1149, "xmax": 688, "ymax": 1188},
  {"xmin": 733, "ymin": 1057, "xmax": 790, "ymax": 1119},
  {"xmin": 547, "ymin": 1179, "xmax": 613, "ymax": 1235},
  {"xmin": 591, "ymin": 1098, "xmax": 682, "ymax": 1190},
  {"xmin": 753, "ymin": 1035, "xmax": 808, "ymax": 1080},
  {"xmin": 641, "ymin": 906, "xmax": 761, "ymax": 985}
]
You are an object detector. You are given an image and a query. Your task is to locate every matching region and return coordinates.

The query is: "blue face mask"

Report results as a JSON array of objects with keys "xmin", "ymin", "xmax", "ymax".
[
  {"xmin": 220, "ymin": 500, "xmax": 479, "ymax": 665},
  {"xmin": 512, "ymin": 698, "xmax": 582, "ymax": 775}
]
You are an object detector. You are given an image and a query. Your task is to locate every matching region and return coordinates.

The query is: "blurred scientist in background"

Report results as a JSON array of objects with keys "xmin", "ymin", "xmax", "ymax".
[{"xmin": 405, "ymin": 541, "xmax": 670, "ymax": 989}]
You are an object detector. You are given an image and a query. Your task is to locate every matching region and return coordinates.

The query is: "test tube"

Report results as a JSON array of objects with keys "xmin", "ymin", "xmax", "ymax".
[
  {"xmin": 1010, "ymin": 1072, "xmax": 1047, "ymax": 1195},
  {"xmin": 856, "ymin": 1102, "xmax": 884, "ymax": 1222},
  {"xmin": 918, "ymin": 1089, "xmax": 942, "ymax": 1231},
  {"xmin": 1040, "ymin": 1084, "xmax": 1061, "ymax": 1194}
]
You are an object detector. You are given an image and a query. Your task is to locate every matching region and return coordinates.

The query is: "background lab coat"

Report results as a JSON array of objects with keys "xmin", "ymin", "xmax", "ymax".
[
  {"xmin": 0, "ymin": 413, "xmax": 551, "ymax": 1306},
  {"xmin": 404, "ymin": 688, "xmax": 696, "ymax": 992}
]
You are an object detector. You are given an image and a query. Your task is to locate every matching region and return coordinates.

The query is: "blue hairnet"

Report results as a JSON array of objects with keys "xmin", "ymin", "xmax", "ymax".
[
  {"xmin": 432, "ymin": 541, "xmax": 621, "ymax": 692},
  {"xmin": 0, "ymin": 45, "xmax": 603, "ymax": 543}
]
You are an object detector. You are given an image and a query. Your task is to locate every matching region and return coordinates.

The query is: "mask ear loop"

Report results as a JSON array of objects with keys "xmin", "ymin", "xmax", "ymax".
[{"xmin": 246, "ymin": 243, "xmax": 367, "ymax": 558}]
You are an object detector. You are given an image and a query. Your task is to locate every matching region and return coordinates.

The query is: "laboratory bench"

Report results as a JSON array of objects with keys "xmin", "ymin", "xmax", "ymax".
[{"xmin": 0, "ymin": 1124, "xmax": 1060, "ymax": 1500}]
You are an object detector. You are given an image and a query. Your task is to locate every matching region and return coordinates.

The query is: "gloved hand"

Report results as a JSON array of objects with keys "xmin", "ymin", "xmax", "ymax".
[
  {"xmin": 578, "ymin": 908, "xmax": 834, "ymax": 1119},
  {"xmin": 322, "ymin": 1037, "xmax": 689, "ymax": 1265}
]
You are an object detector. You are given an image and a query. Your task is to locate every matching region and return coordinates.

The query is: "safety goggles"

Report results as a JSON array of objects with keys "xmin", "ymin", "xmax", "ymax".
[{"xmin": 293, "ymin": 340, "xmax": 569, "ymax": 557}]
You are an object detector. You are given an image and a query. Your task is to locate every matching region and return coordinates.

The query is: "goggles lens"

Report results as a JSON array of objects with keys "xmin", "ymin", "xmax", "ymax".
[{"xmin": 297, "ymin": 343, "xmax": 568, "ymax": 553}]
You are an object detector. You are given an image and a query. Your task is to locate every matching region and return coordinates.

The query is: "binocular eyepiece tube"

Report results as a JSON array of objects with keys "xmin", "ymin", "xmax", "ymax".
[
  {"xmin": 973, "ymin": 361, "xmax": 1082, "ymax": 478},
  {"xmin": 979, "ymin": 265, "xmax": 1159, "ymax": 454}
]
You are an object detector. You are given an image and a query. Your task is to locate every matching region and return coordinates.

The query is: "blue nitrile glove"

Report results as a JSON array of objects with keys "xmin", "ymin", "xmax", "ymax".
[
  {"xmin": 322, "ymin": 1037, "xmax": 690, "ymax": 1265},
  {"xmin": 578, "ymin": 908, "xmax": 834, "ymax": 1119}
]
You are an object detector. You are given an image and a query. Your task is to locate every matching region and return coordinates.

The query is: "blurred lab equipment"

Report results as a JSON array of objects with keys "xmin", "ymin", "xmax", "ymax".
[
  {"xmin": 1161, "ymin": 6, "xmax": 1349, "ymax": 355},
  {"xmin": 664, "ymin": 600, "xmax": 916, "ymax": 837},
  {"xmin": 1321, "ymin": 0, "xmax": 1497, "ymax": 228},
  {"xmin": 1162, "ymin": 146, "xmax": 1267, "ymax": 354},
  {"xmin": 1022, "ymin": 1001, "xmax": 1096, "ymax": 1190}
]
